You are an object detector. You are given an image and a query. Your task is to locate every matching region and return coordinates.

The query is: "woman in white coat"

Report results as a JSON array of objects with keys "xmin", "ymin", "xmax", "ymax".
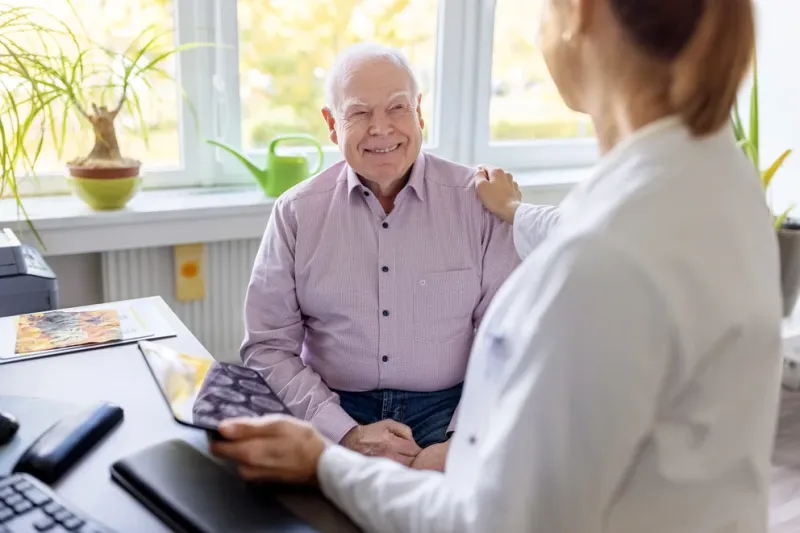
[{"xmin": 211, "ymin": 0, "xmax": 783, "ymax": 531}]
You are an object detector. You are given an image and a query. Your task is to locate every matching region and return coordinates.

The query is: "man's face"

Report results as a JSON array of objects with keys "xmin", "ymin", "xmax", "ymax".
[{"xmin": 323, "ymin": 59, "xmax": 424, "ymax": 186}]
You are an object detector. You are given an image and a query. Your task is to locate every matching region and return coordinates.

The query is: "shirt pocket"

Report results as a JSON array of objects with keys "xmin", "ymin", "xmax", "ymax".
[{"xmin": 414, "ymin": 269, "xmax": 479, "ymax": 343}]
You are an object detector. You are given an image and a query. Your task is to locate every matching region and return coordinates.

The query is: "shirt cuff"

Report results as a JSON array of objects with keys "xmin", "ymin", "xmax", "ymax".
[
  {"xmin": 317, "ymin": 444, "xmax": 362, "ymax": 499},
  {"xmin": 309, "ymin": 401, "xmax": 359, "ymax": 444}
]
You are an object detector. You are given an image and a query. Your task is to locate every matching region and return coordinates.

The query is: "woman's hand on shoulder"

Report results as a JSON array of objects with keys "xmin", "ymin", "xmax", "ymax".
[{"xmin": 474, "ymin": 165, "xmax": 522, "ymax": 225}]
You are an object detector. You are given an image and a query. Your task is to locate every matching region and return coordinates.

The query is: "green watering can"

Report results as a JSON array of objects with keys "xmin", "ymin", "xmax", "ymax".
[{"xmin": 207, "ymin": 134, "xmax": 323, "ymax": 197}]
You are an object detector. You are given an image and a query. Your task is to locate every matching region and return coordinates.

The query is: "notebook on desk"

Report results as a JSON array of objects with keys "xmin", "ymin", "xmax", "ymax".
[{"xmin": 110, "ymin": 439, "xmax": 321, "ymax": 533}]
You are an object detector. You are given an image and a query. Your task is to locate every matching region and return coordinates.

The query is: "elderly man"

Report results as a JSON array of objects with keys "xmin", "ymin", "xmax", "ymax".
[{"xmin": 240, "ymin": 43, "xmax": 557, "ymax": 471}]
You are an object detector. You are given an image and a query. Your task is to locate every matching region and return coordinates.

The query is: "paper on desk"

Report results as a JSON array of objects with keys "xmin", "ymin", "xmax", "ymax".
[
  {"xmin": 15, "ymin": 309, "xmax": 123, "ymax": 355},
  {"xmin": 0, "ymin": 298, "xmax": 174, "ymax": 363}
]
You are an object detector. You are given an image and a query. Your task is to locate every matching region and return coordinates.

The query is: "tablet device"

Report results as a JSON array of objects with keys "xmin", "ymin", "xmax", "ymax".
[{"xmin": 138, "ymin": 341, "xmax": 291, "ymax": 439}]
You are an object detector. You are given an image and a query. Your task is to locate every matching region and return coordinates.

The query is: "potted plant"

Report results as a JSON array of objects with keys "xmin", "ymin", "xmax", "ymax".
[
  {"xmin": 732, "ymin": 58, "xmax": 799, "ymax": 316},
  {"xmin": 0, "ymin": 3, "xmax": 198, "ymax": 213}
]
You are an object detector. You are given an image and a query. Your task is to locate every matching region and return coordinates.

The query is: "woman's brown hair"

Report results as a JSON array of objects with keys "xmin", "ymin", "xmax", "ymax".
[{"xmin": 608, "ymin": 0, "xmax": 755, "ymax": 136}]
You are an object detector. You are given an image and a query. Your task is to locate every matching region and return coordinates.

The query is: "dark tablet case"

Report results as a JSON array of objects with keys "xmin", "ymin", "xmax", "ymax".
[{"xmin": 110, "ymin": 438, "xmax": 320, "ymax": 533}]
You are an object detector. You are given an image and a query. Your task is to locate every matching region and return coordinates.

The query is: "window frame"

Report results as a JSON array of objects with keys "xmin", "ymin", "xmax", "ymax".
[
  {"xmin": 469, "ymin": 0, "xmax": 598, "ymax": 170},
  {"xmin": 16, "ymin": 0, "xmax": 598, "ymax": 197}
]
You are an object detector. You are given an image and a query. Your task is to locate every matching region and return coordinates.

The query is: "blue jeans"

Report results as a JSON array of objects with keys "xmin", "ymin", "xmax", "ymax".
[{"xmin": 335, "ymin": 383, "xmax": 463, "ymax": 448}]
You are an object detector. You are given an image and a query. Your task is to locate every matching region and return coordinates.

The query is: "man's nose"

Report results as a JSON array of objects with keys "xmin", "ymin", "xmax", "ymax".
[{"xmin": 368, "ymin": 112, "xmax": 394, "ymax": 136}]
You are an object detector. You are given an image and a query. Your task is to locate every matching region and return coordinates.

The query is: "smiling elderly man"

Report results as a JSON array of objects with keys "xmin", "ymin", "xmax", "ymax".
[{"xmin": 240, "ymin": 43, "xmax": 557, "ymax": 472}]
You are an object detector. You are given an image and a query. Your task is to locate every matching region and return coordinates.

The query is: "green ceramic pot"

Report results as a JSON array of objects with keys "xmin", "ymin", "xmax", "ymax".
[{"xmin": 68, "ymin": 176, "xmax": 142, "ymax": 210}]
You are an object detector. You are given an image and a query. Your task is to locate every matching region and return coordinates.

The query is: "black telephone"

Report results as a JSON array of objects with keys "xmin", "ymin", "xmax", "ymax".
[{"xmin": 8, "ymin": 402, "xmax": 123, "ymax": 484}]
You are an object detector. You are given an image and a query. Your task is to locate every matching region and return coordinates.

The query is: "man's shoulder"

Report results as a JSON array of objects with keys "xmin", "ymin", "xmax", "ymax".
[
  {"xmin": 276, "ymin": 160, "xmax": 348, "ymax": 211},
  {"xmin": 422, "ymin": 152, "xmax": 476, "ymax": 190}
]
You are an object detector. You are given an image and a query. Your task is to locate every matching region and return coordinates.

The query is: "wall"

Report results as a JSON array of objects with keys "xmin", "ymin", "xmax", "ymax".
[
  {"xmin": 48, "ymin": 253, "xmax": 104, "ymax": 308},
  {"xmin": 754, "ymin": 0, "xmax": 800, "ymax": 214}
]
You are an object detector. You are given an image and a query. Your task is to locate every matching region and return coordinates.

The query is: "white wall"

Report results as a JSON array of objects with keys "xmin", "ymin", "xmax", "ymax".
[
  {"xmin": 47, "ymin": 253, "xmax": 104, "ymax": 309},
  {"xmin": 755, "ymin": 0, "xmax": 800, "ymax": 214}
]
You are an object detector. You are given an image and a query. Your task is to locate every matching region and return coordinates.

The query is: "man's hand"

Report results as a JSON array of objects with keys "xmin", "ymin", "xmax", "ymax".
[
  {"xmin": 410, "ymin": 441, "xmax": 450, "ymax": 472},
  {"xmin": 474, "ymin": 166, "xmax": 522, "ymax": 224},
  {"xmin": 210, "ymin": 415, "xmax": 327, "ymax": 485},
  {"xmin": 340, "ymin": 420, "xmax": 422, "ymax": 466}
]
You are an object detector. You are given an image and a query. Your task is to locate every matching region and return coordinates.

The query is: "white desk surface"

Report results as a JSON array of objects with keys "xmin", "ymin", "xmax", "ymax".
[{"xmin": 0, "ymin": 296, "xmax": 358, "ymax": 533}]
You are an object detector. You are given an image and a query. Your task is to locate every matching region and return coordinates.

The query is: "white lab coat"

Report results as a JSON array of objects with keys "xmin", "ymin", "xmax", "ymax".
[{"xmin": 317, "ymin": 117, "xmax": 784, "ymax": 533}]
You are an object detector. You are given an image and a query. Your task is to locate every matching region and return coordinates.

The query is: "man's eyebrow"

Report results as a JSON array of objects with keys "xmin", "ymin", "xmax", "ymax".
[
  {"xmin": 387, "ymin": 91, "xmax": 413, "ymax": 102},
  {"xmin": 340, "ymin": 97, "xmax": 369, "ymax": 111}
]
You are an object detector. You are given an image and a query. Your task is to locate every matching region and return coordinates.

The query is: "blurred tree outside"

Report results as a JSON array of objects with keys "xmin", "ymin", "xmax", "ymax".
[
  {"xmin": 490, "ymin": 0, "xmax": 593, "ymax": 140},
  {"xmin": 8, "ymin": 0, "xmax": 594, "ymax": 177},
  {"xmin": 239, "ymin": 0, "xmax": 593, "ymax": 150},
  {"xmin": 237, "ymin": 0, "xmax": 437, "ymax": 150}
]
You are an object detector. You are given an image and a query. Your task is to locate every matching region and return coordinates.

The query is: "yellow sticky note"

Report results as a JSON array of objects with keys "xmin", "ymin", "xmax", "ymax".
[{"xmin": 174, "ymin": 243, "xmax": 205, "ymax": 302}]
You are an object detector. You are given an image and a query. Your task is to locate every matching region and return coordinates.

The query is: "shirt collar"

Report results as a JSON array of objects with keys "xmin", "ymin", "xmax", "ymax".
[{"xmin": 347, "ymin": 152, "xmax": 427, "ymax": 202}]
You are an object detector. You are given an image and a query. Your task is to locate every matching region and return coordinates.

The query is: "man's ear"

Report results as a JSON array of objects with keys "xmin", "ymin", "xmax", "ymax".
[
  {"xmin": 415, "ymin": 94, "xmax": 425, "ymax": 131},
  {"xmin": 321, "ymin": 107, "xmax": 338, "ymax": 145}
]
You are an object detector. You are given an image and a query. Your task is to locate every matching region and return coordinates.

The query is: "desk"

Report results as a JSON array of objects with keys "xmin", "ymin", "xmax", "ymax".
[{"xmin": 0, "ymin": 297, "xmax": 359, "ymax": 533}]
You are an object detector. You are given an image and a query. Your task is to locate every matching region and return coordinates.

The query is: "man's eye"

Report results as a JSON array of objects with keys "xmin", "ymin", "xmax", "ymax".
[{"xmin": 351, "ymin": 111, "xmax": 367, "ymax": 117}]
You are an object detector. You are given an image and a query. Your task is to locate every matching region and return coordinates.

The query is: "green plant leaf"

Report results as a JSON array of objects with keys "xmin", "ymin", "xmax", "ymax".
[
  {"xmin": 738, "ymin": 140, "xmax": 758, "ymax": 168},
  {"xmin": 762, "ymin": 149, "xmax": 792, "ymax": 192},
  {"xmin": 776, "ymin": 205, "xmax": 794, "ymax": 230},
  {"xmin": 750, "ymin": 55, "xmax": 760, "ymax": 172},
  {"xmin": 732, "ymin": 99, "xmax": 746, "ymax": 143}
]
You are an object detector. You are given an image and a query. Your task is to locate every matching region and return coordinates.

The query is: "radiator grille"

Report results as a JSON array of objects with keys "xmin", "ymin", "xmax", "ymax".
[{"xmin": 101, "ymin": 239, "xmax": 260, "ymax": 362}]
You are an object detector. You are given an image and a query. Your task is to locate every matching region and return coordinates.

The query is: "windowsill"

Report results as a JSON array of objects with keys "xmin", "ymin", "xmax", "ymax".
[{"xmin": 0, "ymin": 168, "xmax": 585, "ymax": 256}]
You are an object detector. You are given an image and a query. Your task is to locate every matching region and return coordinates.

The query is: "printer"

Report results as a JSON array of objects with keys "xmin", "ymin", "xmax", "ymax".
[{"xmin": 0, "ymin": 227, "xmax": 59, "ymax": 318}]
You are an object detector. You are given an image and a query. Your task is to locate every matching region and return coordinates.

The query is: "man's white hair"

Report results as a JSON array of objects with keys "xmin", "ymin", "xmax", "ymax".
[{"xmin": 324, "ymin": 43, "xmax": 420, "ymax": 117}]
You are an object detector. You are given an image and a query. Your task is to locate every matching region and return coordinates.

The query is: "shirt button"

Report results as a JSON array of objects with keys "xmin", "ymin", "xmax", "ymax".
[
  {"xmin": 364, "ymin": 190, "xmax": 369, "ymax": 196},
  {"xmin": 419, "ymin": 280, "xmax": 426, "ymax": 286},
  {"xmin": 382, "ymin": 222, "xmax": 389, "ymax": 229},
  {"xmin": 382, "ymin": 355, "xmax": 389, "ymax": 362},
  {"xmin": 381, "ymin": 266, "xmax": 389, "ymax": 273},
  {"xmin": 468, "ymin": 435, "xmax": 477, "ymax": 445},
  {"xmin": 382, "ymin": 310, "xmax": 390, "ymax": 317}
]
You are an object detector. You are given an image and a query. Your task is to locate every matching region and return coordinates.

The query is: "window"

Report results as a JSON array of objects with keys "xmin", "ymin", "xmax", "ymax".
[
  {"xmin": 213, "ymin": 0, "xmax": 598, "ymax": 185},
  {"xmin": 11, "ymin": 0, "xmax": 599, "ymax": 196},
  {"xmin": 469, "ymin": 0, "xmax": 597, "ymax": 169},
  {"xmin": 489, "ymin": 0, "xmax": 592, "ymax": 142},
  {"xmin": 236, "ymin": 0, "xmax": 438, "ymax": 152}
]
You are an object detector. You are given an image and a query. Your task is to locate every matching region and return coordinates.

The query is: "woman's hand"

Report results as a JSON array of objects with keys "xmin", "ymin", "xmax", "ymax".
[
  {"xmin": 209, "ymin": 415, "xmax": 327, "ymax": 485},
  {"xmin": 474, "ymin": 166, "xmax": 522, "ymax": 224}
]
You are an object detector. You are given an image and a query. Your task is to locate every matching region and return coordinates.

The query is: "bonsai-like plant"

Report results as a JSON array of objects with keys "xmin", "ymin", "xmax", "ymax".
[
  {"xmin": 731, "ymin": 57, "xmax": 794, "ymax": 228},
  {"xmin": 0, "ymin": 2, "xmax": 199, "ymax": 224}
]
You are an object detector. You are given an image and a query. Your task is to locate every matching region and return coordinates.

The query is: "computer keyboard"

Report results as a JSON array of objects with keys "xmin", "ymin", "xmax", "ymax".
[{"xmin": 0, "ymin": 473, "xmax": 114, "ymax": 533}]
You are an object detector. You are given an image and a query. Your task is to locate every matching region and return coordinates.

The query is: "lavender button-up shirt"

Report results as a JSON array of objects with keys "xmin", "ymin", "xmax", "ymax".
[{"xmin": 241, "ymin": 152, "xmax": 523, "ymax": 444}]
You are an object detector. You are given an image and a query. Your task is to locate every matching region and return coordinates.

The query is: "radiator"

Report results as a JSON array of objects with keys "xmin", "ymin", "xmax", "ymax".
[{"xmin": 101, "ymin": 239, "xmax": 261, "ymax": 362}]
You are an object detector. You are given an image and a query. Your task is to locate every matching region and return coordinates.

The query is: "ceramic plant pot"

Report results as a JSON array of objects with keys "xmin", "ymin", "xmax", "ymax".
[{"xmin": 779, "ymin": 221, "xmax": 800, "ymax": 317}]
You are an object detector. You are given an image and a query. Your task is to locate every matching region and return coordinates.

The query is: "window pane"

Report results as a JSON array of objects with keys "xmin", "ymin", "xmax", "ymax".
[
  {"xmin": 4, "ymin": 0, "xmax": 179, "ymax": 173},
  {"xmin": 237, "ymin": 0, "xmax": 438, "ymax": 151},
  {"xmin": 490, "ymin": 0, "xmax": 593, "ymax": 141}
]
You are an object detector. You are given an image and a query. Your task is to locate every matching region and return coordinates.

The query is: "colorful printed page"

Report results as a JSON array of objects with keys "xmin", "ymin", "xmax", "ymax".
[{"xmin": 15, "ymin": 309, "xmax": 123, "ymax": 355}]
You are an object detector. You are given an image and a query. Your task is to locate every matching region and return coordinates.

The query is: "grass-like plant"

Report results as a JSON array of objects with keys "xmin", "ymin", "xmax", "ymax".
[
  {"xmin": 0, "ymin": 1, "xmax": 200, "ymax": 241},
  {"xmin": 731, "ymin": 57, "xmax": 794, "ymax": 229}
]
